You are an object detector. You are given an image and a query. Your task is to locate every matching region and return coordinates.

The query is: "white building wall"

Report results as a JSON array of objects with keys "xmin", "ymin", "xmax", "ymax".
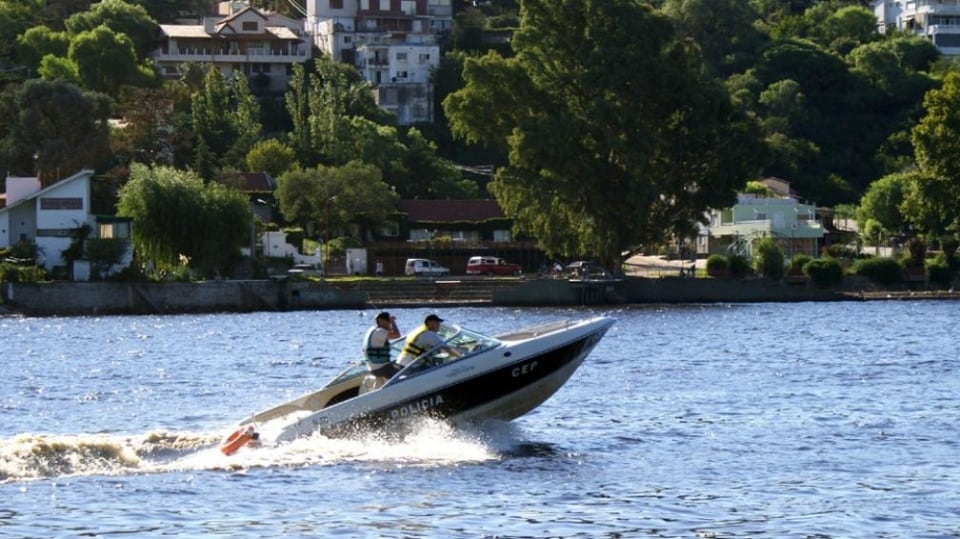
[
  {"xmin": 0, "ymin": 212, "xmax": 8, "ymax": 247},
  {"xmin": 5, "ymin": 177, "xmax": 41, "ymax": 205}
]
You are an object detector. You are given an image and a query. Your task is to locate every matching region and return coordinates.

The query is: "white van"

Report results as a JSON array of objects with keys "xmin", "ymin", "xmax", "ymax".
[{"xmin": 404, "ymin": 258, "xmax": 451, "ymax": 276}]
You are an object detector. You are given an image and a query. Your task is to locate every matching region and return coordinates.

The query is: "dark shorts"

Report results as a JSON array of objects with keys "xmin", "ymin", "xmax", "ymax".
[{"xmin": 369, "ymin": 362, "xmax": 401, "ymax": 378}]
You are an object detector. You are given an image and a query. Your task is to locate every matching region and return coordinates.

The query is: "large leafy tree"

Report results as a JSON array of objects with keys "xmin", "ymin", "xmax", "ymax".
[
  {"xmin": 64, "ymin": 0, "xmax": 159, "ymax": 57},
  {"xmin": 191, "ymin": 67, "xmax": 262, "ymax": 177},
  {"xmin": 444, "ymin": 0, "xmax": 760, "ymax": 265},
  {"xmin": 276, "ymin": 162, "xmax": 400, "ymax": 240},
  {"xmin": 0, "ymin": 78, "xmax": 112, "ymax": 180},
  {"xmin": 116, "ymin": 163, "xmax": 250, "ymax": 276},
  {"xmin": 660, "ymin": 0, "xmax": 766, "ymax": 78},
  {"xmin": 906, "ymin": 71, "xmax": 960, "ymax": 236},
  {"xmin": 67, "ymin": 25, "xmax": 153, "ymax": 96},
  {"xmin": 0, "ymin": 0, "xmax": 44, "ymax": 63},
  {"xmin": 856, "ymin": 171, "xmax": 909, "ymax": 234},
  {"xmin": 284, "ymin": 58, "xmax": 393, "ymax": 168},
  {"xmin": 15, "ymin": 25, "xmax": 70, "ymax": 71}
]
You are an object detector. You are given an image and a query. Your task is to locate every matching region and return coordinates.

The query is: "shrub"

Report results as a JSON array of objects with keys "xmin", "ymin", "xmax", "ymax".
[
  {"xmin": 927, "ymin": 253, "xmax": 954, "ymax": 288},
  {"xmin": 753, "ymin": 237, "xmax": 784, "ymax": 280},
  {"xmin": 0, "ymin": 262, "xmax": 47, "ymax": 283},
  {"xmin": 852, "ymin": 256, "xmax": 902, "ymax": 285},
  {"xmin": 706, "ymin": 254, "xmax": 729, "ymax": 276},
  {"xmin": 822, "ymin": 244, "xmax": 857, "ymax": 259},
  {"xmin": 803, "ymin": 258, "xmax": 844, "ymax": 287},
  {"xmin": 727, "ymin": 254, "xmax": 751, "ymax": 278},
  {"xmin": 788, "ymin": 254, "xmax": 813, "ymax": 274}
]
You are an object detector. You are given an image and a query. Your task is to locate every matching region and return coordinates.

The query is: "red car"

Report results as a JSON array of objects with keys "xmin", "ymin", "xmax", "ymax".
[{"xmin": 466, "ymin": 256, "xmax": 522, "ymax": 276}]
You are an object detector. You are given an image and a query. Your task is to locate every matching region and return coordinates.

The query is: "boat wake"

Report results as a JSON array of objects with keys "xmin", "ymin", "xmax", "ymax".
[{"xmin": 0, "ymin": 419, "xmax": 506, "ymax": 483}]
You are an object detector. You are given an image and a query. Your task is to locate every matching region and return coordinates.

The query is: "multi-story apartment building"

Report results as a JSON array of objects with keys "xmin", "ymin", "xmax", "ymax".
[
  {"xmin": 307, "ymin": 0, "xmax": 454, "ymax": 124},
  {"xmin": 873, "ymin": 0, "xmax": 960, "ymax": 56},
  {"xmin": 151, "ymin": 4, "xmax": 312, "ymax": 93}
]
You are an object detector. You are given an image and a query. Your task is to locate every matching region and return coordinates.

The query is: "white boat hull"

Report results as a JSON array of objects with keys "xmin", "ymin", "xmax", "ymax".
[{"xmin": 225, "ymin": 316, "xmax": 614, "ymax": 450}]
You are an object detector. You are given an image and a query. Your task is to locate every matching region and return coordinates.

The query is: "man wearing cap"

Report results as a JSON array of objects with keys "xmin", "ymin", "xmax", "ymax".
[
  {"xmin": 362, "ymin": 311, "xmax": 402, "ymax": 387},
  {"xmin": 397, "ymin": 313, "xmax": 462, "ymax": 367}
]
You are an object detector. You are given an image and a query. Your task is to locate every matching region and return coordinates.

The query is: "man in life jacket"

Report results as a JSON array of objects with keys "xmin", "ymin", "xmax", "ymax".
[
  {"xmin": 397, "ymin": 313, "xmax": 462, "ymax": 367},
  {"xmin": 360, "ymin": 312, "xmax": 402, "ymax": 393}
]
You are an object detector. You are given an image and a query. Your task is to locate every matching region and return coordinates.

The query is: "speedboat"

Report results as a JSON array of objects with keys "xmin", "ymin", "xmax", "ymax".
[{"xmin": 219, "ymin": 316, "xmax": 615, "ymax": 454}]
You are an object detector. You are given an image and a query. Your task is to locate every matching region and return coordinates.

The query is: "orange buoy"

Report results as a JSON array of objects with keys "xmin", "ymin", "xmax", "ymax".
[{"xmin": 220, "ymin": 425, "xmax": 258, "ymax": 455}]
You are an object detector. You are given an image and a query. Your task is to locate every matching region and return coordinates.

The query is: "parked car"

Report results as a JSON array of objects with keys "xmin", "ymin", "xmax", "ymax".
[
  {"xmin": 466, "ymin": 256, "xmax": 522, "ymax": 276},
  {"xmin": 565, "ymin": 260, "xmax": 609, "ymax": 279},
  {"xmin": 405, "ymin": 258, "xmax": 451, "ymax": 276}
]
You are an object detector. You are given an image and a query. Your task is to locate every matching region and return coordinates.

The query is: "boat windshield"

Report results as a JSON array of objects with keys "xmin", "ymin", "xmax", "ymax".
[
  {"xmin": 324, "ymin": 324, "xmax": 502, "ymax": 388},
  {"xmin": 389, "ymin": 323, "xmax": 501, "ymax": 380}
]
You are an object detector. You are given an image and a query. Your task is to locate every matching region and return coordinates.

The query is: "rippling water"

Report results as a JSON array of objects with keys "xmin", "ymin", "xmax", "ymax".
[{"xmin": 2, "ymin": 302, "xmax": 958, "ymax": 538}]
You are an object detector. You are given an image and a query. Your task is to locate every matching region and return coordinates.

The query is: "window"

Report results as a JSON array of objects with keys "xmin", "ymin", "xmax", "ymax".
[
  {"xmin": 331, "ymin": 0, "xmax": 343, "ymax": 8},
  {"xmin": 396, "ymin": 52, "xmax": 408, "ymax": 61},
  {"xmin": 99, "ymin": 221, "xmax": 131, "ymax": 240},
  {"xmin": 396, "ymin": 70, "xmax": 408, "ymax": 78},
  {"xmin": 379, "ymin": 221, "xmax": 399, "ymax": 237},
  {"xmin": 242, "ymin": 21, "xmax": 258, "ymax": 31},
  {"xmin": 419, "ymin": 53, "xmax": 430, "ymax": 63},
  {"xmin": 40, "ymin": 197, "xmax": 83, "ymax": 210}
]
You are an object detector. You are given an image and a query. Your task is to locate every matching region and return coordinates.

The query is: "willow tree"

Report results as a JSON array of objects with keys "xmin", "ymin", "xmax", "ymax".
[
  {"xmin": 444, "ymin": 0, "xmax": 760, "ymax": 267},
  {"xmin": 116, "ymin": 163, "xmax": 250, "ymax": 277}
]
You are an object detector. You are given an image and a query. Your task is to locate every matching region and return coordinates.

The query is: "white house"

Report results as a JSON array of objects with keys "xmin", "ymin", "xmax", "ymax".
[
  {"xmin": 873, "ymin": 0, "xmax": 960, "ymax": 56},
  {"xmin": 698, "ymin": 179, "xmax": 825, "ymax": 260},
  {"xmin": 151, "ymin": 4, "xmax": 312, "ymax": 93},
  {"xmin": 0, "ymin": 169, "xmax": 133, "ymax": 279}
]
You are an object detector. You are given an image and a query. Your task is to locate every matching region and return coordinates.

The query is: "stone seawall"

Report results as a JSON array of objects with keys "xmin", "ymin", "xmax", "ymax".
[
  {"xmin": 4, "ymin": 277, "xmax": 957, "ymax": 317},
  {"xmin": 2, "ymin": 280, "xmax": 366, "ymax": 316}
]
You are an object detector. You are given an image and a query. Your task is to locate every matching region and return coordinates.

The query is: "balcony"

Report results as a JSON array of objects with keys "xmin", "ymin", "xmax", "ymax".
[{"xmin": 153, "ymin": 46, "xmax": 309, "ymax": 64}]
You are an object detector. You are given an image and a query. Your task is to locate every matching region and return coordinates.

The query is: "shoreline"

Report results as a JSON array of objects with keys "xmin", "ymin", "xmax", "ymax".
[{"xmin": 2, "ymin": 277, "xmax": 958, "ymax": 317}]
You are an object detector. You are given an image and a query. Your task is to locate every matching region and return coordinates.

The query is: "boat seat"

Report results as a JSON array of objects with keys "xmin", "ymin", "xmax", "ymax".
[{"xmin": 359, "ymin": 373, "xmax": 389, "ymax": 394}]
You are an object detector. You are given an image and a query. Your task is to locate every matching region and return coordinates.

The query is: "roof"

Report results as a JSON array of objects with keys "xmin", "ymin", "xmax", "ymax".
[
  {"xmin": 237, "ymin": 172, "xmax": 276, "ymax": 193},
  {"xmin": 400, "ymin": 199, "xmax": 506, "ymax": 222},
  {"xmin": 160, "ymin": 24, "xmax": 300, "ymax": 40},
  {"xmin": 0, "ymin": 169, "xmax": 94, "ymax": 215}
]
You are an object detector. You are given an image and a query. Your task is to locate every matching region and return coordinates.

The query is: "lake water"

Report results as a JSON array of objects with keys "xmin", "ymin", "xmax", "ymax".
[{"xmin": 1, "ymin": 302, "xmax": 958, "ymax": 538}]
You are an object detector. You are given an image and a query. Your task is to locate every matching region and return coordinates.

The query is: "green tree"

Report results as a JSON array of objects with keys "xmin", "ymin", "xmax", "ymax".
[
  {"xmin": 111, "ymin": 85, "xmax": 180, "ymax": 165},
  {"xmin": 246, "ymin": 138, "xmax": 297, "ymax": 178},
  {"xmin": 275, "ymin": 162, "xmax": 399, "ymax": 240},
  {"xmin": 131, "ymin": 0, "xmax": 207, "ymax": 24},
  {"xmin": 400, "ymin": 128, "xmax": 479, "ymax": 199},
  {"xmin": 908, "ymin": 71, "xmax": 960, "ymax": 236},
  {"xmin": 275, "ymin": 167, "xmax": 328, "ymax": 233},
  {"xmin": 283, "ymin": 57, "xmax": 393, "ymax": 168},
  {"xmin": 660, "ymin": 0, "xmax": 765, "ymax": 77},
  {"xmin": 752, "ymin": 235, "xmax": 785, "ymax": 279},
  {"xmin": 445, "ymin": 0, "xmax": 760, "ymax": 265},
  {"xmin": 191, "ymin": 67, "xmax": 262, "ymax": 176},
  {"xmin": 0, "ymin": 0, "xmax": 45, "ymax": 62},
  {"xmin": 116, "ymin": 163, "xmax": 250, "ymax": 277},
  {"xmin": 0, "ymin": 78, "xmax": 112, "ymax": 179},
  {"xmin": 16, "ymin": 25, "xmax": 70, "ymax": 70},
  {"xmin": 856, "ymin": 171, "xmax": 909, "ymax": 234},
  {"xmin": 64, "ymin": 0, "xmax": 159, "ymax": 57},
  {"xmin": 68, "ymin": 25, "xmax": 153, "ymax": 96},
  {"xmin": 37, "ymin": 54, "xmax": 81, "ymax": 84}
]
